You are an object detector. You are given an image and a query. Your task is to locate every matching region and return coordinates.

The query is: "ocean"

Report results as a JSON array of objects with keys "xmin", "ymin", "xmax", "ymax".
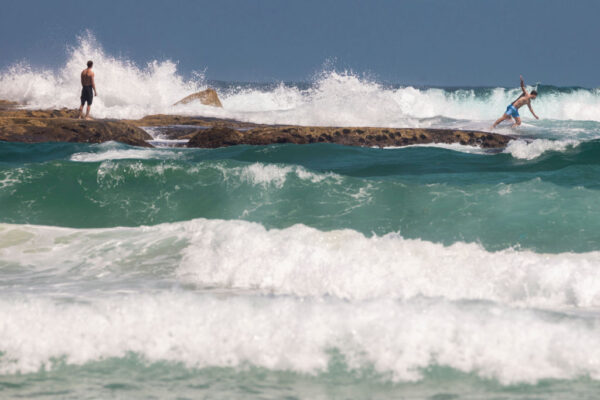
[{"xmin": 1, "ymin": 35, "xmax": 600, "ymax": 399}]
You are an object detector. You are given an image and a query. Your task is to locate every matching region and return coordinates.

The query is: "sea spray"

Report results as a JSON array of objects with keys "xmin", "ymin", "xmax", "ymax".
[
  {"xmin": 2, "ymin": 34, "xmax": 600, "ymax": 128},
  {"xmin": 0, "ymin": 32, "xmax": 204, "ymax": 119}
]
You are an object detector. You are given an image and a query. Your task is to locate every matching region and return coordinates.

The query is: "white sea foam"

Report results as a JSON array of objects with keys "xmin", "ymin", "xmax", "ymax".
[
  {"xmin": 0, "ymin": 168, "xmax": 43, "ymax": 194},
  {"xmin": 3, "ymin": 220, "xmax": 600, "ymax": 382},
  {"xmin": 504, "ymin": 139, "xmax": 579, "ymax": 160},
  {"xmin": 0, "ymin": 32, "xmax": 203, "ymax": 119},
  {"xmin": 0, "ymin": 168, "xmax": 26, "ymax": 190},
  {"xmin": 71, "ymin": 145, "xmax": 180, "ymax": 162},
  {"xmin": 2, "ymin": 34, "xmax": 600, "ymax": 130},
  {"xmin": 1, "ymin": 292, "xmax": 600, "ymax": 384},
  {"xmin": 176, "ymin": 220, "xmax": 600, "ymax": 308},
  {"xmin": 2, "ymin": 219, "xmax": 600, "ymax": 308},
  {"xmin": 383, "ymin": 142, "xmax": 489, "ymax": 154},
  {"xmin": 219, "ymin": 162, "xmax": 341, "ymax": 188}
]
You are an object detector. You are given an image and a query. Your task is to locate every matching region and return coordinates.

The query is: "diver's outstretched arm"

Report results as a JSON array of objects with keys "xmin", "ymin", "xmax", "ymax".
[
  {"xmin": 527, "ymin": 103, "xmax": 539, "ymax": 119},
  {"xmin": 520, "ymin": 75, "xmax": 528, "ymax": 95}
]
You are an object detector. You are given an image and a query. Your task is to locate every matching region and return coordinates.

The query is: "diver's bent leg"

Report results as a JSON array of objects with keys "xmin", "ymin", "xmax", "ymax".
[
  {"xmin": 492, "ymin": 114, "xmax": 509, "ymax": 128},
  {"xmin": 511, "ymin": 117, "xmax": 521, "ymax": 127}
]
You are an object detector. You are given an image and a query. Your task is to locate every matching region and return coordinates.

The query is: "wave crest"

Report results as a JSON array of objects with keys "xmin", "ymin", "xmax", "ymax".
[{"xmin": 2, "ymin": 33, "xmax": 600, "ymax": 128}]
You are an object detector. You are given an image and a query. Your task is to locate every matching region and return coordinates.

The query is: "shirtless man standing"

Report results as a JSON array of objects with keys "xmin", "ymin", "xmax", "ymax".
[
  {"xmin": 78, "ymin": 60, "xmax": 97, "ymax": 120},
  {"xmin": 492, "ymin": 75, "xmax": 539, "ymax": 128}
]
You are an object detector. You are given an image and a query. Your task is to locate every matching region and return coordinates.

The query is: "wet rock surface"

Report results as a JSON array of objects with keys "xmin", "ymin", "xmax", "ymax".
[
  {"xmin": 129, "ymin": 114, "xmax": 258, "ymax": 129},
  {"xmin": 0, "ymin": 100, "xmax": 19, "ymax": 110},
  {"xmin": 187, "ymin": 125, "xmax": 513, "ymax": 149},
  {"xmin": 0, "ymin": 108, "xmax": 152, "ymax": 147},
  {"xmin": 0, "ymin": 101, "xmax": 513, "ymax": 149}
]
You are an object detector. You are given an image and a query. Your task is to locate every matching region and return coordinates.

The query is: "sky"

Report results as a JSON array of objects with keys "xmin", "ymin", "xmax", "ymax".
[{"xmin": 1, "ymin": 0, "xmax": 599, "ymax": 87}]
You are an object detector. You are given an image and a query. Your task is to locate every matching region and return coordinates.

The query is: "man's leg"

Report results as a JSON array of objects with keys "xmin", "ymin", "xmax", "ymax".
[
  {"xmin": 511, "ymin": 117, "xmax": 521, "ymax": 127},
  {"xmin": 78, "ymin": 104, "xmax": 84, "ymax": 119},
  {"xmin": 85, "ymin": 105, "xmax": 92, "ymax": 120},
  {"xmin": 492, "ymin": 113, "xmax": 510, "ymax": 128}
]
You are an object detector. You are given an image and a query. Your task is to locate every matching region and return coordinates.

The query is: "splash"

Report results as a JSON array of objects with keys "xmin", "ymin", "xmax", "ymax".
[
  {"xmin": 0, "ymin": 32, "xmax": 204, "ymax": 119},
  {"xmin": 504, "ymin": 139, "xmax": 580, "ymax": 160},
  {"xmin": 2, "ymin": 33, "xmax": 600, "ymax": 129}
]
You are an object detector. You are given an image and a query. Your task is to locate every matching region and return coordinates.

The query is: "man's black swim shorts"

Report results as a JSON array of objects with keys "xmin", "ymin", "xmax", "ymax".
[{"xmin": 80, "ymin": 85, "xmax": 94, "ymax": 106}]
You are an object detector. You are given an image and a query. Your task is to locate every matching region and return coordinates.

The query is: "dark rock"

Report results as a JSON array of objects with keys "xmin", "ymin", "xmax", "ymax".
[
  {"xmin": 0, "ymin": 100, "xmax": 19, "ymax": 110},
  {"xmin": 186, "ymin": 124, "xmax": 513, "ymax": 149},
  {"xmin": 0, "ymin": 103, "xmax": 513, "ymax": 150},
  {"xmin": 0, "ymin": 109, "xmax": 152, "ymax": 147},
  {"xmin": 187, "ymin": 127, "xmax": 243, "ymax": 148}
]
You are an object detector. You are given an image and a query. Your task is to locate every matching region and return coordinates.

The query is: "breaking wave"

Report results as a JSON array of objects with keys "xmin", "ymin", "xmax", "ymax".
[
  {"xmin": 2, "ymin": 219, "xmax": 600, "ymax": 384},
  {"xmin": 2, "ymin": 33, "xmax": 600, "ymax": 129}
]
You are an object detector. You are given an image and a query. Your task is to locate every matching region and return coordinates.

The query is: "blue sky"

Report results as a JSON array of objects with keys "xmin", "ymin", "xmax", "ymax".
[{"xmin": 1, "ymin": 0, "xmax": 599, "ymax": 87}]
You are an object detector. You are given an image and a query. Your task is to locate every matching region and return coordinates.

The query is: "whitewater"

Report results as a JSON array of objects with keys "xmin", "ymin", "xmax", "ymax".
[
  {"xmin": 2, "ymin": 34, "xmax": 600, "ymax": 128},
  {"xmin": 2, "ymin": 35, "xmax": 600, "ymax": 399}
]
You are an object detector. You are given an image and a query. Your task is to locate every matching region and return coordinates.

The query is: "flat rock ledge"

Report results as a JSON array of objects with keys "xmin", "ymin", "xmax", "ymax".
[
  {"xmin": 187, "ymin": 125, "xmax": 512, "ymax": 149},
  {"xmin": 0, "ymin": 105, "xmax": 512, "ymax": 149},
  {"xmin": 0, "ymin": 108, "xmax": 152, "ymax": 147}
]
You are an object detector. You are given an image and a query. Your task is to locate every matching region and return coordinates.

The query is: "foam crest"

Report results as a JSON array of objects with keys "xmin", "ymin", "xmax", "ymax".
[
  {"xmin": 0, "ymin": 222, "xmax": 186, "ymax": 279},
  {"xmin": 0, "ymin": 168, "xmax": 26, "ymax": 191},
  {"xmin": 220, "ymin": 163, "xmax": 341, "ymax": 188},
  {"xmin": 504, "ymin": 139, "xmax": 579, "ymax": 160},
  {"xmin": 3, "ymin": 219, "xmax": 600, "ymax": 308},
  {"xmin": 384, "ymin": 142, "xmax": 489, "ymax": 154},
  {"xmin": 70, "ymin": 142, "xmax": 181, "ymax": 162},
  {"xmin": 1, "ymin": 292, "xmax": 600, "ymax": 384},
  {"xmin": 177, "ymin": 220, "xmax": 600, "ymax": 308}
]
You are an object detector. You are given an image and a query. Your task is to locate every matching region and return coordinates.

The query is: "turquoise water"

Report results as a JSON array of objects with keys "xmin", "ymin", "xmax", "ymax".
[
  {"xmin": 2, "ymin": 140, "xmax": 600, "ymax": 252},
  {"xmin": 3, "ymin": 59, "xmax": 600, "ymax": 398},
  {"xmin": 2, "ymin": 131, "xmax": 600, "ymax": 399}
]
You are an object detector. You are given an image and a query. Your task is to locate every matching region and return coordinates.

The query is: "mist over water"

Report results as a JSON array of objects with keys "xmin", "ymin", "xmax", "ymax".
[{"xmin": 2, "ymin": 34, "xmax": 600, "ymax": 399}]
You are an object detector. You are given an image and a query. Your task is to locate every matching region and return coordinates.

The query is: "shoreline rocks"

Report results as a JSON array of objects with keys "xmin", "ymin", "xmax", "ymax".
[
  {"xmin": 0, "ymin": 108, "xmax": 152, "ymax": 147},
  {"xmin": 187, "ymin": 125, "xmax": 512, "ymax": 149},
  {"xmin": 0, "ymin": 100, "xmax": 19, "ymax": 110},
  {"xmin": 0, "ymin": 100, "xmax": 513, "ymax": 149}
]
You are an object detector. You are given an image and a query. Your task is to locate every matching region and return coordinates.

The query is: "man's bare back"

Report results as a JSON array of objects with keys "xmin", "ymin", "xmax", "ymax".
[
  {"xmin": 511, "ymin": 94, "xmax": 532, "ymax": 110},
  {"xmin": 81, "ymin": 68, "xmax": 95, "ymax": 87}
]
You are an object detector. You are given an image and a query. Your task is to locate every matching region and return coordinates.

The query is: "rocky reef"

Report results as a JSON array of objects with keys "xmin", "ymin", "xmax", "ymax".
[
  {"xmin": 134, "ymin": 114, "xmax": 513, "ymax": 149},
  {"xmin": 0, "ymin": 108, "xmax": 152, "ymax": 147},
  {"xmin": 0, "ymin": 99, "xmax": 513, "ymax": 149},
  {"xmin": 187, "ymin": 125, "xmax": 511, "ymax": 148}
]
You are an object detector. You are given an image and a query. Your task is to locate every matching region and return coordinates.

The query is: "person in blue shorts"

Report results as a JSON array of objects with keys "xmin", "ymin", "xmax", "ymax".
[{"xmin": 492, "ymin": 75, "xmax": 539, "ymax": 129}]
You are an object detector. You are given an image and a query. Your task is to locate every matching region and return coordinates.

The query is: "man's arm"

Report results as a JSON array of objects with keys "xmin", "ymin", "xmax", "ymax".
[
  {"xmin": 527, "ymin": 103, "xmax": 539, "ymax": 119},
  {"xmin": 81, "ymin": 71, "xmax": 85, "ymax": 87},
  {"xmin": 91, "ymin": 72, "xmax": 97, "ymax": 96},
  {"xmin": 520, "ymin": 75, "xmax": 529, "ymax": 95}
]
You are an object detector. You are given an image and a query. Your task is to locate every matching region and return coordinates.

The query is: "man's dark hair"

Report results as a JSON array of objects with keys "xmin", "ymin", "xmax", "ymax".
[
  {"xmin": 531, "ymin": 90, "xmax": 538, "ymax": 96},
  {"xmin": 87, "ymin": 60, "xmax": 93, "ymax": 68}
]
